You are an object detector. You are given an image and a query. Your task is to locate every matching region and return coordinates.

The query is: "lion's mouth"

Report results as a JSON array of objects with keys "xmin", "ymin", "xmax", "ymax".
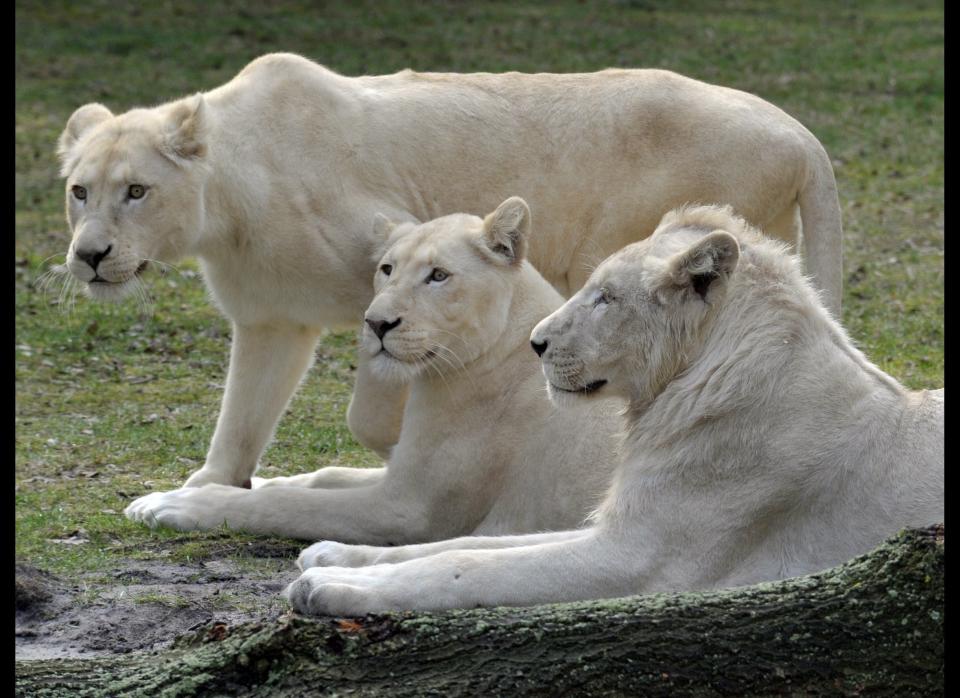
[
  {"xmin": 89, "ymin": 261, "xmax": 149, "ymax": 285},
  {"xmin": 550, "ymin": 379, "xmax": 608, "ymax": 395},
  {"xmin": 377, "ymin": 348, "xmax": 436, "ymax": 363}
]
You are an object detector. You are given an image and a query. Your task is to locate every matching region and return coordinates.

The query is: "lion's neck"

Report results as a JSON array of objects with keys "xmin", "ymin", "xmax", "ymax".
[{"xmin": 623, "ymin": 273, "xmax": 907, "ymax": 474}]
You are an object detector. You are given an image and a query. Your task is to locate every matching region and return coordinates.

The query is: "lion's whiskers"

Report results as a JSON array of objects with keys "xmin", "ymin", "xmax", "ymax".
[
  {"xmin": 577, "ymin": 238, "xmax": 605, "ymax": 276},
  {"xmin": 36, "ymin": 252, "xmax": 67, "ymax": 269},
  {"xmin": 428, "ymin": 330, "xmax": 471, "ymax": 370},
  {"xmin": 420, "ymin": 354, "xmax": 453, "ymax": 395},
  {"xmin": 141, "ymin": 258, "xmax": 181, "ymax": 274},
  {"xmin": 131, "ymin": 276, "xmax": 155, "ymax": 315},
  {"xmin": 428, "ymin": 341, "xmax": 481, "ymax": 397},
  {"xmin": 53, "ymin": 268, "xmax": 79, "ymax": 315},
  {"xmin": 428, "ymin": 343, "xmax": 466, "ymax": 375}
]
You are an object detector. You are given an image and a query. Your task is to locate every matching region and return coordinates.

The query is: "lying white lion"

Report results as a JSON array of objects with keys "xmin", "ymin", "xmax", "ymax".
[
  {"xmin": 57, "ymin": 53, "xmax": 844, "ymax": 492},
  {"xmin": 125, "ymin": 198, "xmax": 622, "ymax": 542},
  {"xmin": 286, "ymin": 204, "xmax": 943, "ymax": 614}
]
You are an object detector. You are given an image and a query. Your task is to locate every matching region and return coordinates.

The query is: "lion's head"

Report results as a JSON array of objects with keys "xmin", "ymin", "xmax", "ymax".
[
  {"xmin": 56, "ymin": 95, "xmax": 210, "ymax": 301},
  {"xmin": 362, "ymin": 197, "xmax": 531, "ymax": 382},
  {"xmin": 531, "ymin": 204, "xmax": 759, "ymax": 405}
]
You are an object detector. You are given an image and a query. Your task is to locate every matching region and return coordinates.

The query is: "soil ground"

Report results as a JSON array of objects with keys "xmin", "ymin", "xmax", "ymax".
[{"xmin": 16, "ymin": 540, "xmax": 302, "ymax": 660}]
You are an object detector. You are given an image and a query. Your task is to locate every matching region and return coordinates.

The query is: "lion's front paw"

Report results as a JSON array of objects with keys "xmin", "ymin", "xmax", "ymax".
[
  {"xmin": 283, "ymin": 568, "xmax": 380, "ymax": 616},
  {"xmin": 124, "ymin": 486, "xmax": 232, "ymax": 531},
  {"xmin": 297, "ymin": 541, "xmax": 379, "ymax": 569}
]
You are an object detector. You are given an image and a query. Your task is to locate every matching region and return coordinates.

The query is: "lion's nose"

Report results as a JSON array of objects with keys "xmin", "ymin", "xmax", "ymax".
[
  {"xmin": 366, "ymin": 317, "xmax": 402, "ymax": 340},
  {"xmin": 530, "ymin": 339, "xmax": 548, "ymax": 357},
  {"xmin": 75, "ymin": 244, "xmax": 112, "ymax": 272}
]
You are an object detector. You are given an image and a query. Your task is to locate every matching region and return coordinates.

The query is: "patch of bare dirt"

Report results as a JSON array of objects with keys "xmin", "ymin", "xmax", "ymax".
[{"xmin": 15, "ymin": 558, "xmax": 301, "ymax": 660}]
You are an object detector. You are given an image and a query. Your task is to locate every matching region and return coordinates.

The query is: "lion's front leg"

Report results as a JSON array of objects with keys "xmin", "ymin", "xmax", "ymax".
[
  {"xmin": 298, "ymin": 529, "xmax": 590, "ymax": 568},
  {"xmin": 346, "ymin": 348, "xmax": 409, "ymax": 459},
  {"xmin": 286, "ymin": 531, "xmax": 631, "ymax": 614},
  {"xmin": 125, "ymin": 479, "xmax": 435, "ymax": 543},
  {"xmin": 183, "ymin": 322, "xmax": 320, "ymax": 488}
]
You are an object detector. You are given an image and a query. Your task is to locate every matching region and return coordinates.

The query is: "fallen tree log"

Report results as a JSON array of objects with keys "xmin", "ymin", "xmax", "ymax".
[{"xmin": 15, "ymin": 525, "xmax": 943, "ymax": 697}]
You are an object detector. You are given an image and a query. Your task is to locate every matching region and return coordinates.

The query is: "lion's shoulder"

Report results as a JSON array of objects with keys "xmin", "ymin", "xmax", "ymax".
[{"xmin": 237, "ymin": 52, "xmax": 323, "ymax": 78}]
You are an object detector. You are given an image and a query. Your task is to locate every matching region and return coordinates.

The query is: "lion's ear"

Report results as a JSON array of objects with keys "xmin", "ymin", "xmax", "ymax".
[
  {"xmin": 370, "ymin": 213, "xmax": 421, "ymax": 263},
  {"xmin": 371, "ymin": 214, "xmax": 399, "ymax": 262},
  {"xmin": 57, "ymin": 103, "xmax": 113, "ymax": 172},
  {"xmin": 162, "ymin": 94, "xmax": 207, "ymax": 162},
  {"xmin": 481, "ymin": 197, "xmax": 530, "ymax": 265},
  {"xmin": 665, "ymin": 230, "xmax": 740, "ymax": 301},
  {"xmin": 373, "ymin": 213, "xmax": 396, "ymax": 238}
]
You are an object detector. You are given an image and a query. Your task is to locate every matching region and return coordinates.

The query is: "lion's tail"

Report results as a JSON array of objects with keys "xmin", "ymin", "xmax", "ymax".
[{"xmin": 797, "ymin": 142, "xmax": 844, "ymax": 318}]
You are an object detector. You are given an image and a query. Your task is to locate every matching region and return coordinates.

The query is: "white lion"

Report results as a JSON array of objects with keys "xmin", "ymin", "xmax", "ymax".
[
  {"xmin": 285, "ymin": 204, "xmax": 943, "ymax": 614},
  {"xmin": 125, "ymin": 198, "xmax": 622, "ymax": 544},
  {"xmin": 57, "ymin": 53, "xmax": 844, "ymax": 492}
]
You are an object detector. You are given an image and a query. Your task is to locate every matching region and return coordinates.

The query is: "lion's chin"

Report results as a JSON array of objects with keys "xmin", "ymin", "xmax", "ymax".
[
  {"xmin": 86, "ymin": 278, "xmax": 139, "ymax": 302},
  {"xmin": 368, "ymin": 350, "xmax": 429, "ymax": 384},
  {"xmin": 545, "ymin": 378, "xmax": 609, "ymax": 406}
]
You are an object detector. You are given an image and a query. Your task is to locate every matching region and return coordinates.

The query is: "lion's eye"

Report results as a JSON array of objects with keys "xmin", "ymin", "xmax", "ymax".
[
  {"xmin": 380, "ymin": 264, "xmax": 393, "ymax": 276},
  {"xmin": 72, "ymin": 185, "xmax": 87, "ymax": 201},
  {"xmin": 595, "ymin": 288, "xmax": 613, "ymax": 306},
  {"xmin": 128, "ymin": 184, "xmax": 146, "ymax": 200},
  {"xmin": 428, "ymin": 268, "xmax": 449, "ymax": 284}
]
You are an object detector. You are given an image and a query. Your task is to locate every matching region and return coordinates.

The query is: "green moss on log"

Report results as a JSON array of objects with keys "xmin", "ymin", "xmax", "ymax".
[{"xmin": 15, "ymin": 525, "xmax": 943, "ymax": 697}]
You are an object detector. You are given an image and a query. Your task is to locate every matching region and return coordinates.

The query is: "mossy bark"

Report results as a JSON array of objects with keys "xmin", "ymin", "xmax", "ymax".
[{"xmin": 15, "ymin": 526, "xmax": 943, "ymax": 697}]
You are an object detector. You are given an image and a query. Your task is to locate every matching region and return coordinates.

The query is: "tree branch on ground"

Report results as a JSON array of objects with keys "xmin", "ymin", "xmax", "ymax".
[{"xmin": 15, "ymin": 525, "xmax": 943, "ymax": 697}]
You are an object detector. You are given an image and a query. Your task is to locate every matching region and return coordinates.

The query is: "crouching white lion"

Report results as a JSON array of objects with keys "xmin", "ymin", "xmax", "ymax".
[
  {"xmin": 57, "ymin": 53, "xmax": 844, "ymax": 494},
  {"xmin": 286, "ymin": 204, "xmax": 942, "ymax": 614},
  {"xmin": 125, "ymin": 198, "xmax": 622, "ymax": 544}
]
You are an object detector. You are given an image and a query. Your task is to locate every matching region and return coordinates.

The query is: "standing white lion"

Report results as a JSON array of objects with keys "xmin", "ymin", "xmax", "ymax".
[
  {"xmin": 286, "ymin": 204, "xmax": 942, "ymax": 614},
  {"xmin": 57, "ymin": 53, "xmax": 843, "ymax": 492}
]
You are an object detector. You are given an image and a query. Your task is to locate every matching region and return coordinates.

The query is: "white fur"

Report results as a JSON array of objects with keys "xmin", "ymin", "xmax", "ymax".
[
  {"xmin": 284, "ymin": 205, "xmax": 942, "ymax": 614},
  {"xmin": 57, "ymin": 54, "xmax": 844, "ymax": 489},
  {"xmin": 125, "ymin": 200, "xmax": 622, "ymax": 545}
]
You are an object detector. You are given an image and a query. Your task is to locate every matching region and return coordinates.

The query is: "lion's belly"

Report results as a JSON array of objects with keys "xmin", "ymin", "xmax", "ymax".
[{"xmin": 199, "ymin": 257, "xmax": 368, "ymax": 329}]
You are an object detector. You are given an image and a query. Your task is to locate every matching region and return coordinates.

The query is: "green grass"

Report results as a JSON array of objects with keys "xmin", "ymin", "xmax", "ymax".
[
  {"xmin": 16, "ymin": 0, "xmax": 943, "ymax": 587},
  {"xmin": 131, "ymin": 592, "xmax": 193, "ymax": 608}
]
